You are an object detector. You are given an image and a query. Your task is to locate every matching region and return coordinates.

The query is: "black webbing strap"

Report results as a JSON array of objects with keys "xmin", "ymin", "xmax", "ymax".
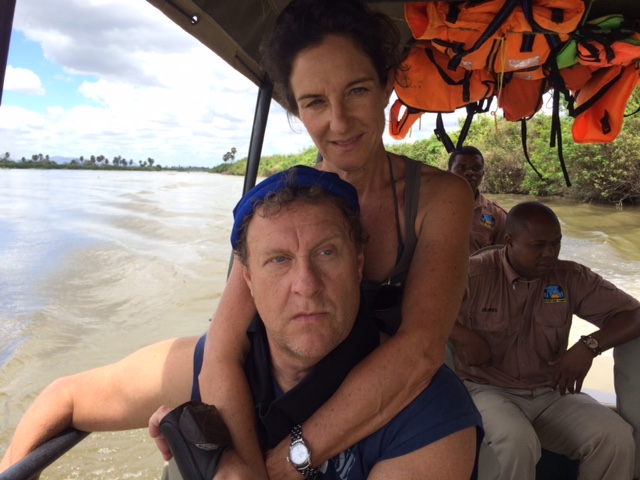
[{"xmin": 520, "ymin": 119, "xmax": 544, "ymax": 180}]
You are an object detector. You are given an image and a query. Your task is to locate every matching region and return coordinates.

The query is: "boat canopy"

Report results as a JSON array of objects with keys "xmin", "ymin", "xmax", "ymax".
[{"xmin": 145, "ymin": 0, "xmax": 640, "ymax": 102}]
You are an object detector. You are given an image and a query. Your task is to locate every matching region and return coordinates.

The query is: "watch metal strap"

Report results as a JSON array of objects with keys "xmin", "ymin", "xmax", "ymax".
[{"xmin": 290, "ymin": 424, "xmax": 319, "ymax": 479}]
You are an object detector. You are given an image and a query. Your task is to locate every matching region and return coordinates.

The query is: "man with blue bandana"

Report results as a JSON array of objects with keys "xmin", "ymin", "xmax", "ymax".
[{"xmin": 1, "ymin": 166, "xmax": 483, "ymax": 480}]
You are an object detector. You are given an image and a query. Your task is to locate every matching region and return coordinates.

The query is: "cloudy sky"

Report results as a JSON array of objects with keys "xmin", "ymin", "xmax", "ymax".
[{"xmin": 1, "ymin": 0, "xmax": 461, "ymax": 168}]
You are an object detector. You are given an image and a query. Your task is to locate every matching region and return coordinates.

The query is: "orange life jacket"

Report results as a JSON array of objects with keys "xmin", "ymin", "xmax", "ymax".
[
  {"xmin": 489, "ymin": 0, "xmax": 584, "ymax": 78},
  {"xmin": 404, "ymin": 0, "xmax": 513, "ymax": 71},
  {"xmin": 572, "ymin": 63, "xmax": 640, "ymax": 144},
  {"xmin": 405, "ymin": 0, "xmax": 585, "ymax": 74},
  {"xmin": 390, "ymin": 42, "xmax": 496, "ymax": 140},
  {"xmin": 498, "ymin": 75, "xmax": 550, "ymax": 121},
  {"xmin": 570, "ymin": 15, "xmax": 640, "ymax": 68}
]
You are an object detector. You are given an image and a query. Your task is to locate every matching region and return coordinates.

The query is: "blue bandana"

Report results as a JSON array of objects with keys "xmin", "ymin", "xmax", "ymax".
[{"xmin": 230, "ymin": 165, "xmax": 359, "ymax": 249}]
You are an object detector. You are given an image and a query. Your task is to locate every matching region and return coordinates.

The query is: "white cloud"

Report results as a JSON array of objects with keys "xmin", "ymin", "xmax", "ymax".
[
  {"xmin": 4, "ymin": 66, "xmax": 45, "ymax": 95},
  {"xmin": 1, "ymin": 0, "xmax": 465, "ymax": 168},
  {"xmin": 1, "ymin": 0, "xmax": 284, "ymax": 167}
]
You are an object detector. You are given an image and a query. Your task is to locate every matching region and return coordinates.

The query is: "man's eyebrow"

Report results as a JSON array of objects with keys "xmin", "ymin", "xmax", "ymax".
[{"xmin": 258, "ymin": 231, "xmax": 348, "ymax": 254}]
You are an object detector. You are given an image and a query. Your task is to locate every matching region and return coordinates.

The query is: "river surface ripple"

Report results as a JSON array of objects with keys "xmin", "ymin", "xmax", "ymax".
[{"xmin": 0, "ymin": 171, "xmax": 638, "ymax": 478}]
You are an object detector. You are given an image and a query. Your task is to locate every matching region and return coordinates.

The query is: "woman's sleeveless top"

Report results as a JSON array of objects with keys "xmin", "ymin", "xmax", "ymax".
[{"xmin": 361, "ymin": 156, "xmax": 422, "ymax": 335}]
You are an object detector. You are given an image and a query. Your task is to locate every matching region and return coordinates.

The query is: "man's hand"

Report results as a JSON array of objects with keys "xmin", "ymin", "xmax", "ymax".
[
  {"xmin": 149, "ymin": 406, "xmax": 263, "ymax": 480},
  {"xmin": 149, "ymin": 406, "xmax": 173, "ymax": 461},
  {"xmin": 548, "ymin": 343, "xmax": 594, "ymax": 395}
]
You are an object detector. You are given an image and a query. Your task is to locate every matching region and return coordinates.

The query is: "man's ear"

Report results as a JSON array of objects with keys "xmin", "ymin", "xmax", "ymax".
[
  {"xmin": 242, "ymin": 265, "xmax": 254, "ymax": 297},
  {"xmin": 504, "ymin": 233, "xmax": 514, "ymax": 248}
]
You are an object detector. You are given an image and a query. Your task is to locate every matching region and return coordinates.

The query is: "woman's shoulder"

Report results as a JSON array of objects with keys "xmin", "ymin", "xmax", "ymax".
[
  {"xmin": 399, "ymin": 156, "xmax": 464, "ymax": 182},
  {"xmin": 392, "ymin": 154, "xmax": 472, "ymax": 211},
  {"xmin": 405, "ymin": 158, "xmax": 473, "ymax": 201}
]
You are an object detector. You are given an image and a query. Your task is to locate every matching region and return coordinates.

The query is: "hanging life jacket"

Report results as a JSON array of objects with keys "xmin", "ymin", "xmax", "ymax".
[
  {"xmin": 489, "ymin": 0, "xmax": 585, "ymax": 79},
  {"xmin": 498, "ymin": 74, "xmax": 549, "ymax": 121},
  {"xmin": 572, "ymin": 63, "xmax": 640, "ymax": 144},
  {"xmin": 575, "ymin": 16, "xmax": 640, "ymax": 68},
  {"xmin": 389, "ymin": 42, "xmax": 496, "ymax": 140},
  {"xmin": 404, "ymin": 0, "xmax": 516, "ymax": 71},
  {"xmin": 405, "ymin": 0, "xmax": 585, "ymax": 73}
]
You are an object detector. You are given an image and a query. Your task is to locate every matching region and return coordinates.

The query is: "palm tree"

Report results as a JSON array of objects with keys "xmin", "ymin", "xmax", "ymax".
[
  {"xmin": 147, "ymin": 157, "xmax": 155, "ymax": 167},
  {"xmin": 223, "ymin": 147, "xmax": 237, "ymax": 163}
]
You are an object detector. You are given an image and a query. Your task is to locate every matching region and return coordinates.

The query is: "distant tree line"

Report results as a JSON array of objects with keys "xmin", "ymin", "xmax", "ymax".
[{"xmin": 0, "ymin": 152, "xmax": 210, "ymax": 172}]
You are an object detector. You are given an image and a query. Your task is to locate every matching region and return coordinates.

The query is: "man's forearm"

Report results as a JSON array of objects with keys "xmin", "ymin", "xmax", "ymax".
[
  {"xmin": 589, "ymin": 308, "xmax": 640, "ymax": 352},
  {"xmin": 0, "ymin": 378, "xmax": 74, "ymax": 470}
]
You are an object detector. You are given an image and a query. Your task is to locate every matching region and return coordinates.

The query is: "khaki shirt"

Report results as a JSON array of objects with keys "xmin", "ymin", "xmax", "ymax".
[
  {"xmin": 469, "ymin": 193, "xmax": 507, "ymax": 255},
  {"xmin": 456, "ymin": 248, "xmax": 640, "ymax": 389}
]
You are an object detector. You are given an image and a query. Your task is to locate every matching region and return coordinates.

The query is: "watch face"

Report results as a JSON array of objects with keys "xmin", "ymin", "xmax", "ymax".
[
  {"xmin": 586, "ymin": 338, "xmax": 599, "ymax": 348},
  {"xmin": 290, "ymin": 443, "xmax": 309, "ymax": 465}
]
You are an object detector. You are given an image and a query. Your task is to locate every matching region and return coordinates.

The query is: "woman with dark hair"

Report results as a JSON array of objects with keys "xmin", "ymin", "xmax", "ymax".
[{"xmin": 199, "ymin": 0, "xmax": 476, "ymax": 477}]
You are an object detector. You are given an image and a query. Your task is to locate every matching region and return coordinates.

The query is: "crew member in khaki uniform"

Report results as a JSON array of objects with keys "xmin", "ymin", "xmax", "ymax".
[
  {"xmin": 450, "ymin": 201, "xmax": 640, "ymax": 480},
  {"xmin": 448, "ymin": 146, "xmax": 507, "ymax": 255}
]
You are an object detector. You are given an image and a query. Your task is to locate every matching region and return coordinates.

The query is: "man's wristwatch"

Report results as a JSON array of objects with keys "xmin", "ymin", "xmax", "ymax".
[
  {"xmin": 580, "ymin": 335, "xmax": 602, "ymax": 357},
  {"xmin": 287, "ymin": 424, "xmax": 318, "ymax": 478}
]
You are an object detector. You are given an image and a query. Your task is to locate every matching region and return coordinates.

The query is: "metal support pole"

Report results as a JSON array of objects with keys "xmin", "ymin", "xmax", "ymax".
[
  {"xmin": 242, "ymin": 76, "xmax": 273, "ymax": 195},
  {"xmin": 226, "ymin": 76, "xmax": 273, "ymax": 278},
  {"xmin": 0, "ymin": 0, "xmax": 17, "ymax": 105}
]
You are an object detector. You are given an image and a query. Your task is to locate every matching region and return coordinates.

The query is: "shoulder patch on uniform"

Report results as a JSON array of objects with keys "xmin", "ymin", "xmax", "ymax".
[{"xmin": 480, "ymin": 213, "xmax": 496, "ymax": 230}]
